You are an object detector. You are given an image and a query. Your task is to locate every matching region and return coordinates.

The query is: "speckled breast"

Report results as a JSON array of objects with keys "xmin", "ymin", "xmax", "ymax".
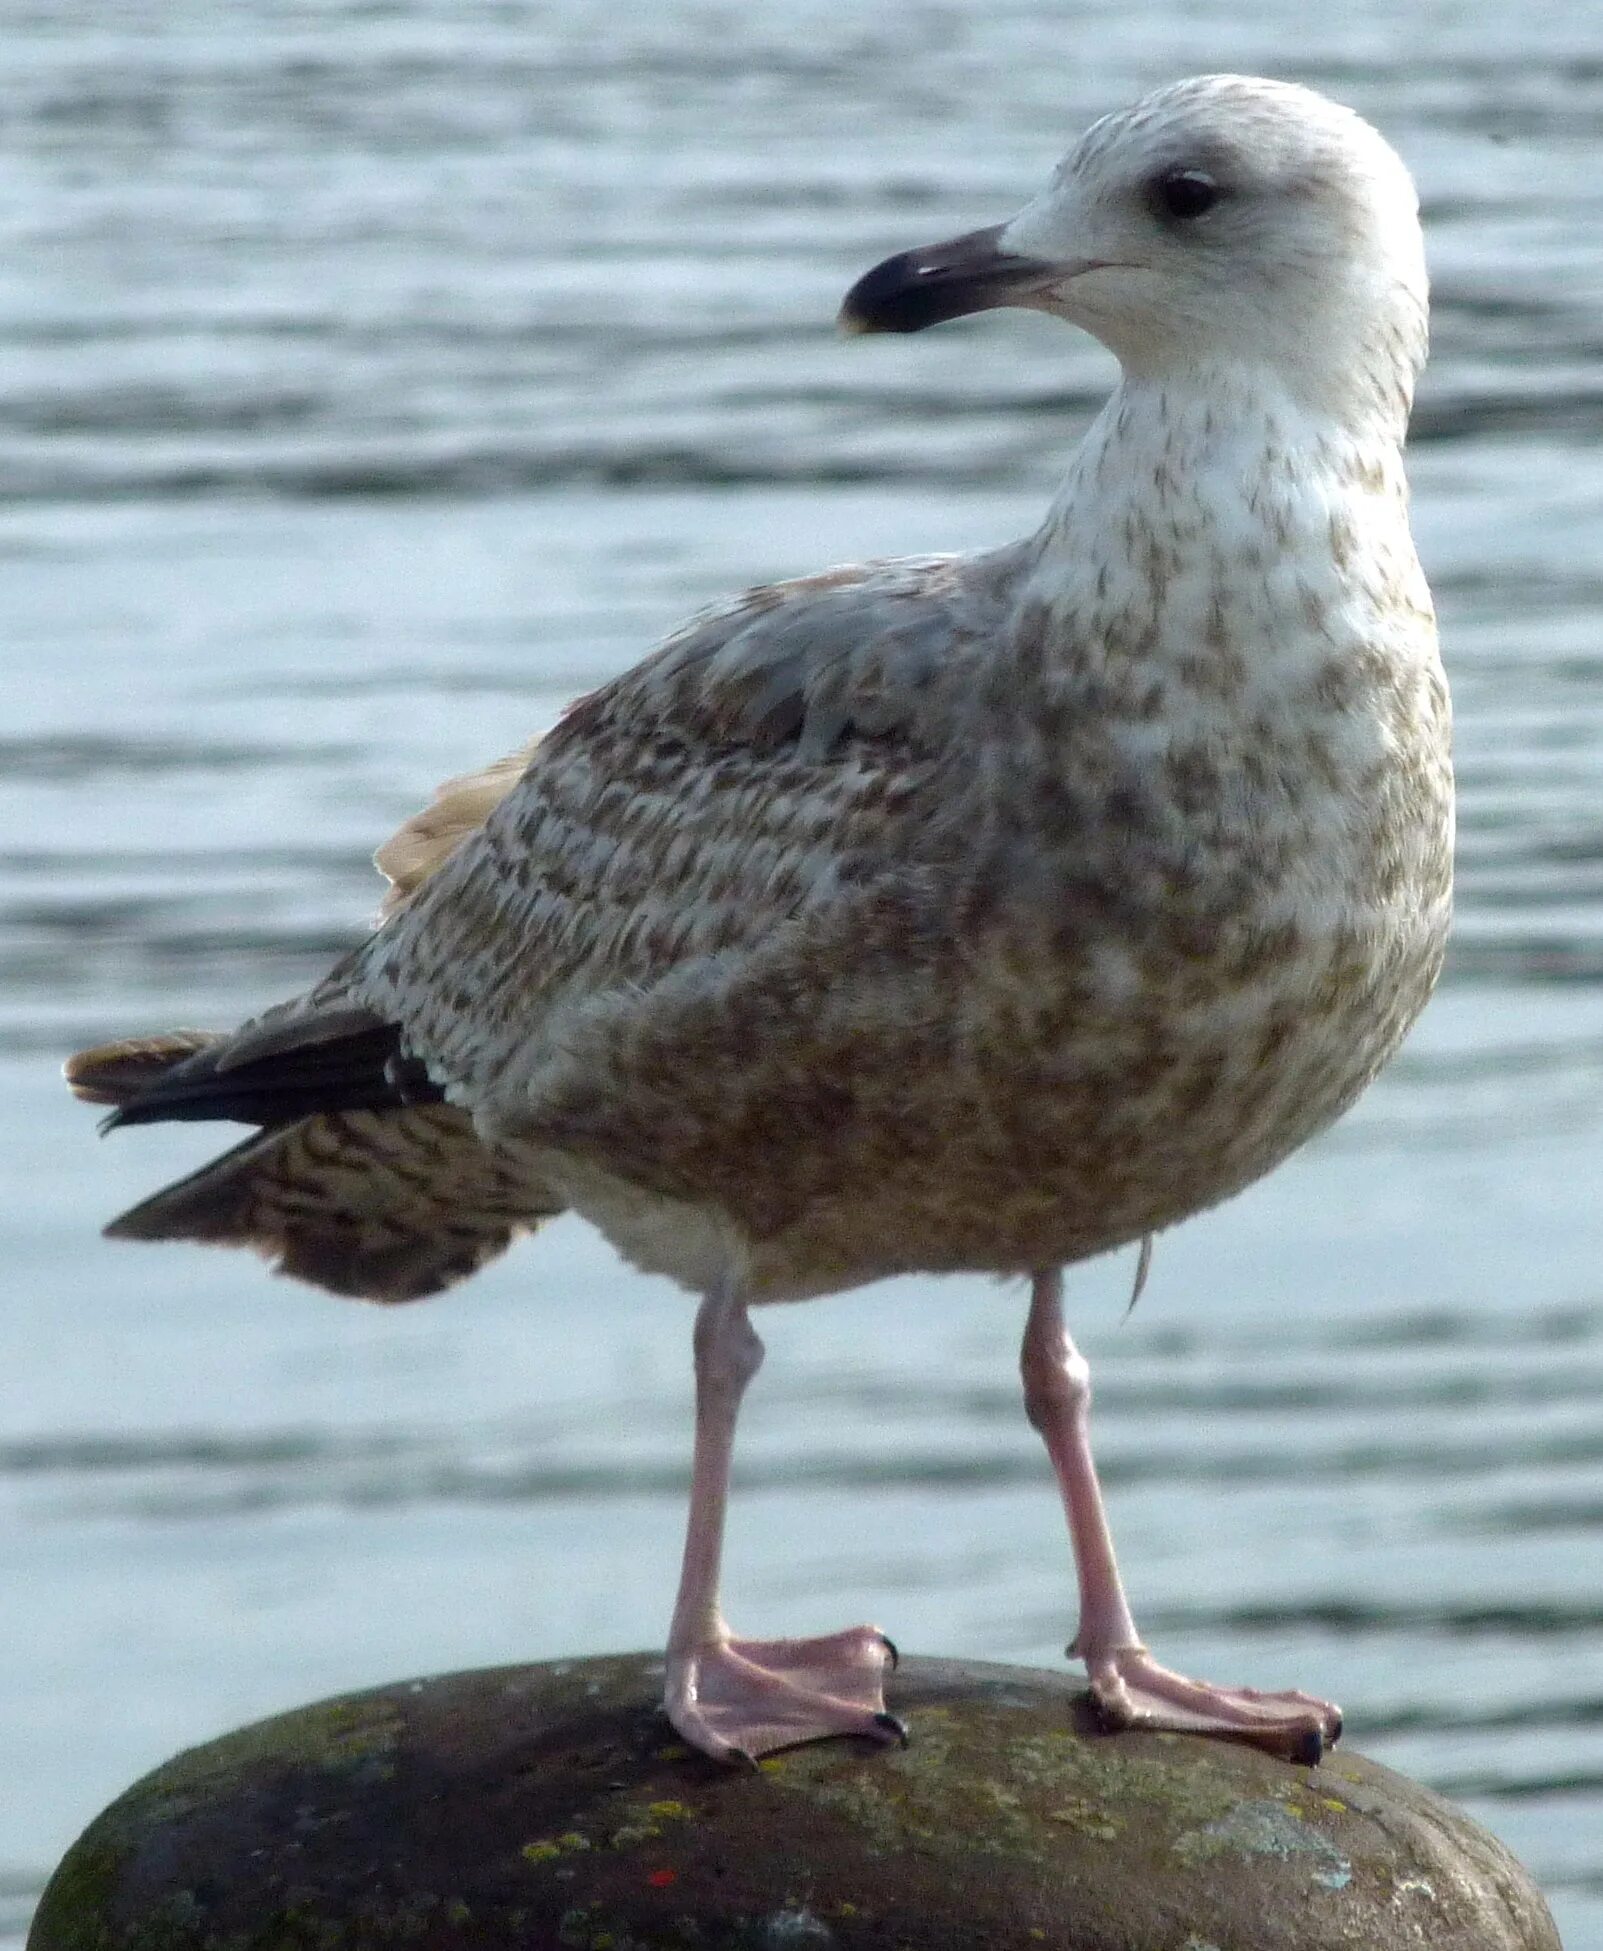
[{"xmin": 741, "ymin": 698, "xmax": 1454, "ymax": 1300}]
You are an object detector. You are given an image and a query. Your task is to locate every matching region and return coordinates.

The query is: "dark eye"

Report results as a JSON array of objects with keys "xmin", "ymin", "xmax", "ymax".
[{"xmin": 1152, "ymin": 168, "xmax": 1221, "ymax": 222}]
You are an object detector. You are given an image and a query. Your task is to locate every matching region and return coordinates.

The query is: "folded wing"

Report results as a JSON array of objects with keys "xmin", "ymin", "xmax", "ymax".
[{"xmin": 75, "ymin": 547, "xmax": 1019, "ymax": 1290}]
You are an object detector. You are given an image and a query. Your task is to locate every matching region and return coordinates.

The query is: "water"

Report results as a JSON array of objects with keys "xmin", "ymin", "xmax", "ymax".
[{"xmin": 5, "ymin": 1, "xmax": 1602, "ymax": 1942}]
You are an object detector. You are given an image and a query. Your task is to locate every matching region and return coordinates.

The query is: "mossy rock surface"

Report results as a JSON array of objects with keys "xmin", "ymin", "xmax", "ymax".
[{"xmin": 30, "ymin": 1654, "xmax": 1558, "ymax": 1951}]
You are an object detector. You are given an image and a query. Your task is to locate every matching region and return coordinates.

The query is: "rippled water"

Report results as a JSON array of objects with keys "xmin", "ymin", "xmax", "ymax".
[{"xmin": 6, "ymin": 3, "xmax": 1603, "ymax": 1944}]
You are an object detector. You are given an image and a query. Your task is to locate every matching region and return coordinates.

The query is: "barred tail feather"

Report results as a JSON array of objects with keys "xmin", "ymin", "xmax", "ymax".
[
  {"xmin": 104, "ymin": 1103, "xmax": 563, "ymax": 1303},
  {"xmin": 69, "ymin": 1031, "xmax": 561, "ymax": 1302}
]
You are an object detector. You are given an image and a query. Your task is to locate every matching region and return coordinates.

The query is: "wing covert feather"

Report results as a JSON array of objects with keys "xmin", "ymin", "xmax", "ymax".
[{"xmin": 349, "ymin": 551, "xmax": 1023, "ymax": 1106}]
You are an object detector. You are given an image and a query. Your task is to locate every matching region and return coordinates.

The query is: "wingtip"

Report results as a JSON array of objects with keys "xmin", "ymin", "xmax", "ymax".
[
  {"xmin": 63, "ymin": 1045, "xmax": 121, "ymax": 1106},
  {"xmin": 65, "ymin": 1031, "xmax": 222, "ymax": 1109}
]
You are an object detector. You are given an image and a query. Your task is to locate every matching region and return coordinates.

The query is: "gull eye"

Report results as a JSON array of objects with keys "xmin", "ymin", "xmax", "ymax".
[{"xmin": 1152, "ymin": 168, "xmax": 1221, "ymax": 222}]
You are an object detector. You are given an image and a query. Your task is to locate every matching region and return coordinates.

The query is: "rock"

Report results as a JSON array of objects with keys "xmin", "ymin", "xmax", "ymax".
[{"xmin": 29, "ymin": 1654, "xmax": 1559, "ymax": 1951}]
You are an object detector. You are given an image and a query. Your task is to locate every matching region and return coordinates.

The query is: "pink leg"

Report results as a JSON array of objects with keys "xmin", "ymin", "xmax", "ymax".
[
  {"xmin": 1022, "ymin": 1268, "xmax": 1341, "ymax": 1764},
  {"xmin": 663, "ymin": 1281, "xmax": 902, "ymax": 1764}
]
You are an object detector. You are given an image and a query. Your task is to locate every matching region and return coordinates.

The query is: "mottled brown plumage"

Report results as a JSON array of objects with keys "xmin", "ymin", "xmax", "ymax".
[{"xmin": 71, "ymin": 75, "xmax": 1453, "ymax": 1764}]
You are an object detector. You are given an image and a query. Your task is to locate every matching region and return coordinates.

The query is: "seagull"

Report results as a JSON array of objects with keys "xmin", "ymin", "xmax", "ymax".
[{"xmin": 67, "ymin": 75, "xmax": 1452, "ymax": 1769}]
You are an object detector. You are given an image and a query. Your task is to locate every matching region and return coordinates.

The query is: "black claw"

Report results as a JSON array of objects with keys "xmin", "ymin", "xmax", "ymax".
[
  {"xmin": 728, "ymin": 1746, "xmax": 761, "ymax": 1772},
  {"xmin": 879, "ymin": 1633, "xmax": 900, "ymax": 1671},
  {"xmin": 1290, "ymin": 1725, "xmax": 1325, "ymax": 1769},
  {"xmin": 874, "ymin": 1711, "xmax": 911, "ymax": 1748},
  {"xmin": 1085, "ymin": 1689, "xmax": 1122, "ymax": 1733}
]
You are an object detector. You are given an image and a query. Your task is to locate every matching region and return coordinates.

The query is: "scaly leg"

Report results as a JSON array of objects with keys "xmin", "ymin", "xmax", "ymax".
[
  {"xmin": 663, "ymin": 1280, "xmax": 903, "ymax": 1763},
  {"xmin": 1022, "ymin": 1268, "xmax": 1341, "ymax": 1764}
]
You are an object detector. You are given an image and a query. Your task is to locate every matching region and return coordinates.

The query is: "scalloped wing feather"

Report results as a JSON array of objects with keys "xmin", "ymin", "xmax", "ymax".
[{"xmin": 346, "ymin": 552, "xmax": 1020, "ymax": 1170}]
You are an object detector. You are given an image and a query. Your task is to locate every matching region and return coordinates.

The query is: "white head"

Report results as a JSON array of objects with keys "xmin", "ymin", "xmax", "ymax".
[{"xmin": 841, "ymin": 75, "xmax": 1428, "ymax": 426}]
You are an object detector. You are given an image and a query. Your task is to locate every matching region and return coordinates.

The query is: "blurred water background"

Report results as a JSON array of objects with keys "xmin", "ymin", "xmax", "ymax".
[{"xmin": 5, "ymin": 0, "xmax": 1603, "ymax": 1941}]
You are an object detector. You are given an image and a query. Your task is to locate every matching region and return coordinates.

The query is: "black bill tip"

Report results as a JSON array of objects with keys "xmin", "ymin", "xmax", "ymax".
[{"xmin": 838, "ymin": 224, "xmax": 1053, "ymax": 335}]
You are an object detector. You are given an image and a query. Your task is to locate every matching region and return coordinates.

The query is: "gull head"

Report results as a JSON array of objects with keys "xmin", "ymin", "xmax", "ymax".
[{"xmin": 840, "ymin": 75, "xmax": 1428, "ymax": 417}]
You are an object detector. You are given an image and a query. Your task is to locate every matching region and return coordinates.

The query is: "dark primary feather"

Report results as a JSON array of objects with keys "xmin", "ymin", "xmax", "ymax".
[{"xmin": 94, "ymin": 1019, "xmax": 442, "ymax": 1131}]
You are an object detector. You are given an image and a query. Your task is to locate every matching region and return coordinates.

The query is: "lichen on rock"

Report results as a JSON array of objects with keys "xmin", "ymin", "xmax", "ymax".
[{"xmin": 28, "ymin": 1655, "xmax": 1561, "ymax": 1951}]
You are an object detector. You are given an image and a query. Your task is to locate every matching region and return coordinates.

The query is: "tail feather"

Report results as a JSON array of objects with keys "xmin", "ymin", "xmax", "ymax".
[
  {"xmin": 69, "ymin": 723, "xmax": 548, "ymax": 1299},
  {"xmin": 70, "ymin": 1024, "xmax": 553, "ymax": 1302},
  {"xmin": 104, "ymin": 1104, "xmax": 556, "ymax": 1302}
]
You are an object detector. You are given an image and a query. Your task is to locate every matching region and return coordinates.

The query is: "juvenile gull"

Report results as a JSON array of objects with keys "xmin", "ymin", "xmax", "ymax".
[{"xmin": 68, "ymin": 75, "xmax": 1452, "ymax": 1767}]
